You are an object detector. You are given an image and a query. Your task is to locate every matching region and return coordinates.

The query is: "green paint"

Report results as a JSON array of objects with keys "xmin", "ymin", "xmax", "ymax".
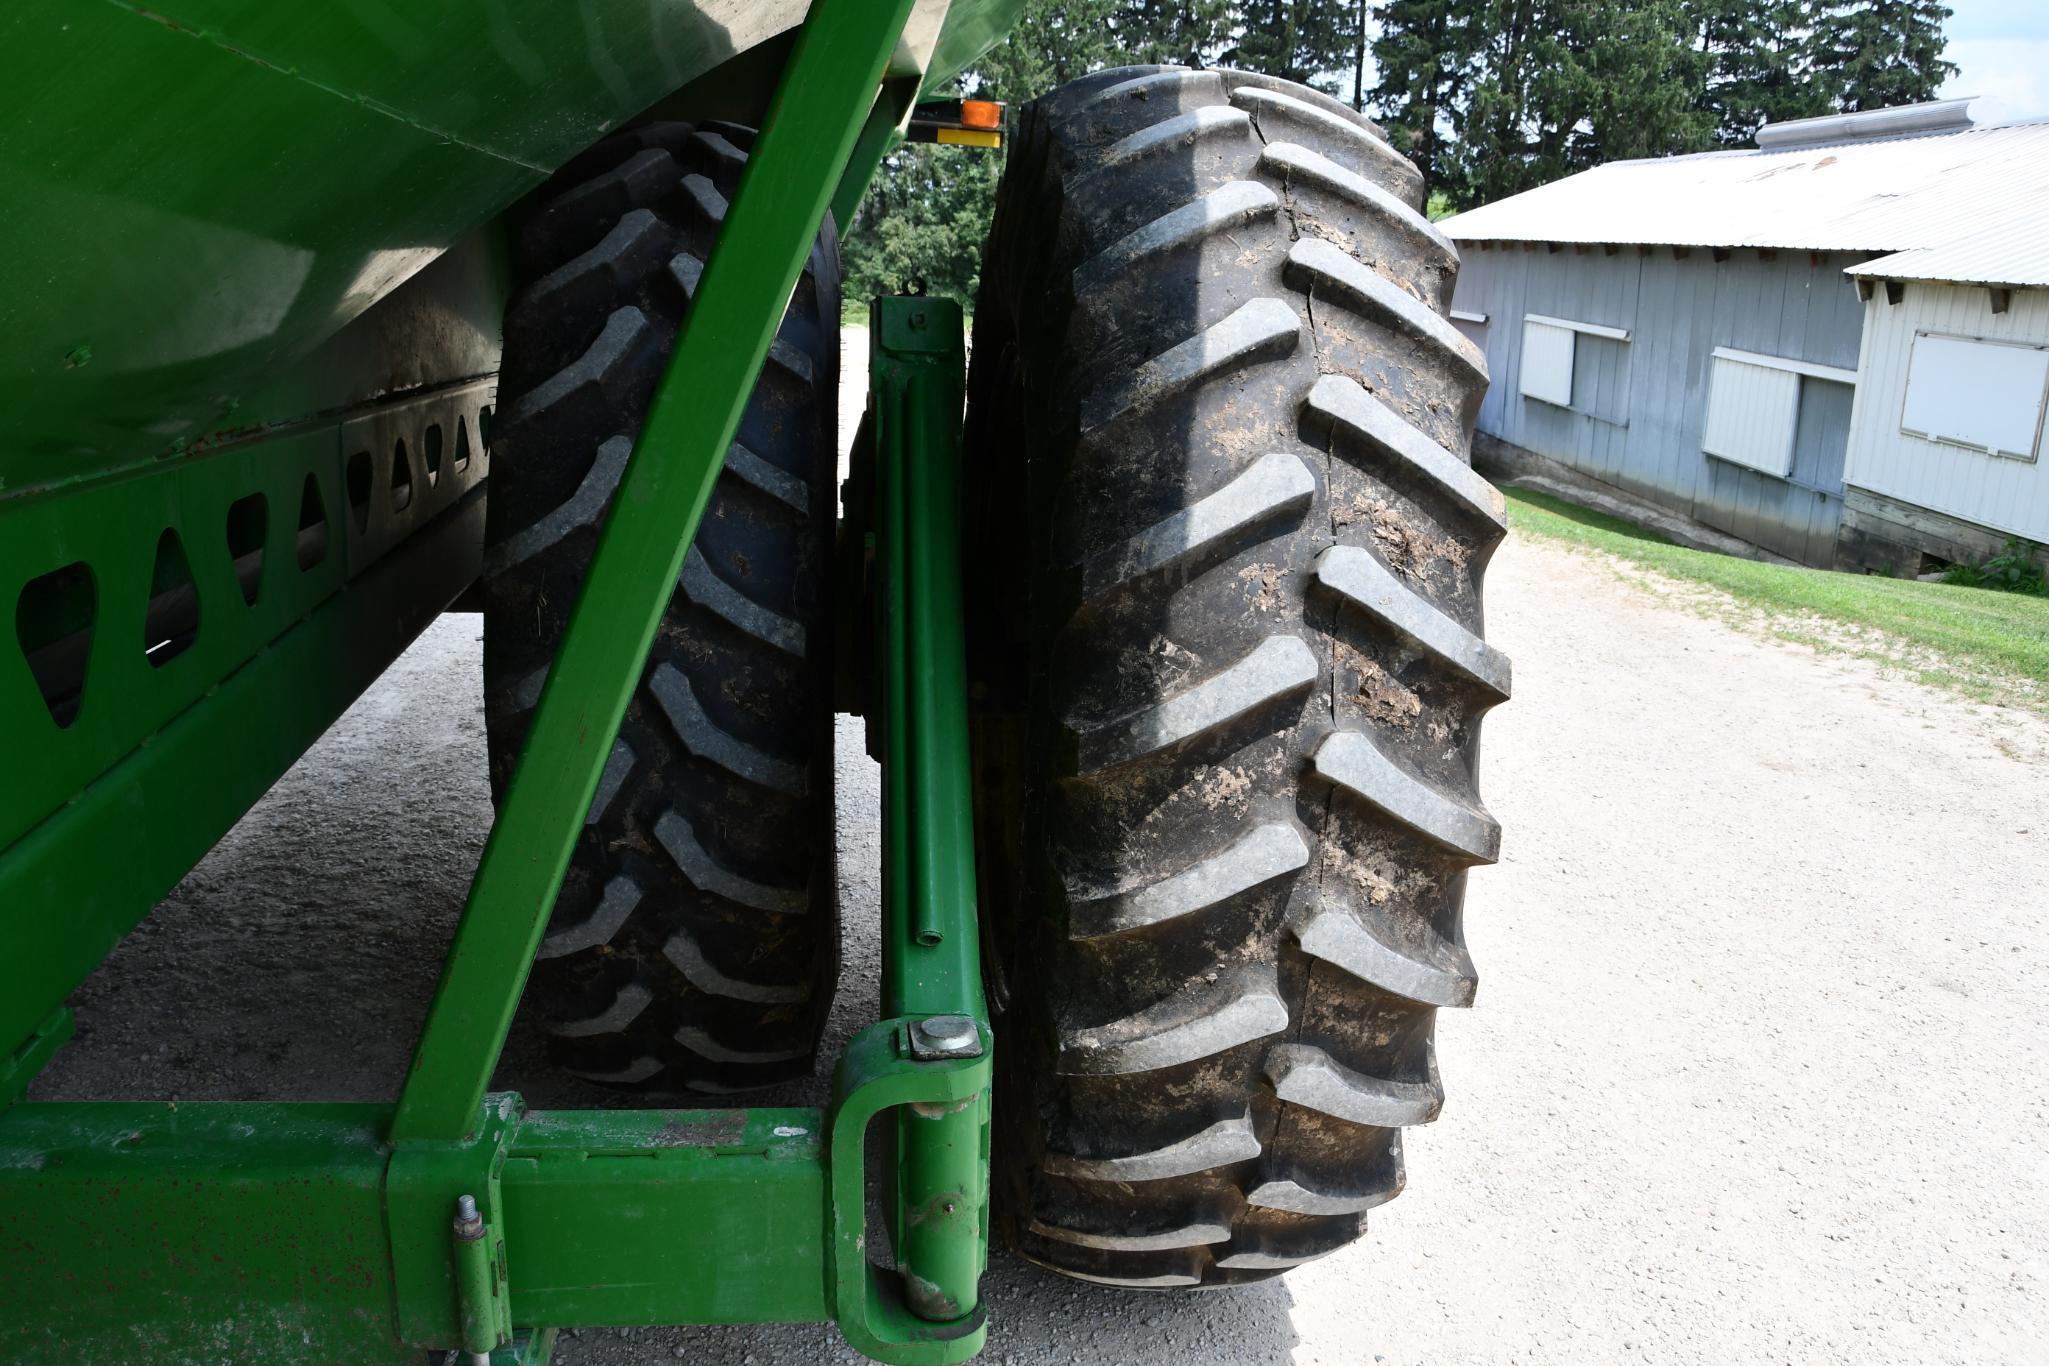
[
  {"xmin": 0, "ymin": 1073, "xmax": 985, "ymax": 1362},
  {"xmin": 0, "ymin": 1102, "xmax": 418, "ymax": 1365},
  {"xmin": 830, "ymin": 1023, "xmax": 993, "ymax": 1363},
  {"xmin": 834, "ymin": 79, "xmax": 920, "ymax": 235},
  {"xmin": 0, "ymin": 0, "xmax": 1015, "ymax": 489},
  {"xmin": 0, "ymin": 1009, "xmax": 72, "ymax": 1112},
  {"xmin": 388, "ymin": 0, "xmax": 925, "ymax": 1146},
  {"xmin": 0, "ymin": 480, "xmax": 485, "ymax": 1059},
  {"xmin": 503, "ymin": 1107, "xmax": 832, "ymax": 1327},
  {"xmin": 0, "ymin": 2, "xmax": 1021, "ymax": 1358},
  {"xmin": 0, "ymin": 294, "xmax": 1000, "ymax": 1357},
  {"xmin": 868, "ymin": 296, "xmax": 992, "ymax": 1327}
]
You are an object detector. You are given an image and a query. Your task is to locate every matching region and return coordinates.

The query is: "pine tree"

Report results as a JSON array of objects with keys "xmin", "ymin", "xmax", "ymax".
[
  {"xmin": 1228, "ymin": 0, "xmax": 1361, "ymax": 97},
  {"xmin": 1445, "ymin": 0, "xmax": 1712, "ymax": 208},
  {"xmin": 1684, "ymin": 0, "xmax": 1829, "ymax": 143},
  {"xmin": 1115, "ymin": 0, "xmax": 1237, "ymax": 66},
  {"xmin": 1369, "ymin": 0, "xmax": 1480, "ymax": 200},
  {"xmin": 1807, "ymin": 0, "xmax": 1957, "ymax": 113}
]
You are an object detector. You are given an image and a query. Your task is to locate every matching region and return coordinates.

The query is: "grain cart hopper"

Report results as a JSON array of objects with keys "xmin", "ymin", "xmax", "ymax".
[{"xmin": 0, "ymin": 0, "xmax": 1508, "ymax": 1359}]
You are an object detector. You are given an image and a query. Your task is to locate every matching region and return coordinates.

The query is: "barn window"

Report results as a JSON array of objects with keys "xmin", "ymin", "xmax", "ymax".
[
  {"xmin": 1899, "ymin": 332, "xmax": 2049, "ymax": 461},
  {"xmin": 1519, "ymin": 319, "xmax": 1574, "ymax": 406},
  {"xmin": 1520, "ymin": 314, "xmax": 1630, "ymax": 410},
  {"xmin": 1703, "ymin": 347, "xmax": 1858, "ymax": 478}
]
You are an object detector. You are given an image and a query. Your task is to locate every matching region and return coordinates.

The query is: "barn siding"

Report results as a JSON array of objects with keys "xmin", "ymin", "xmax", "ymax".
[
  {"xmin": 1841, "ymin": 282, "xmax": 2049, "ymax": 544},
  {"xmin": 1452, "ymin": 245, "xmax": 1869, "ymax": 564}
]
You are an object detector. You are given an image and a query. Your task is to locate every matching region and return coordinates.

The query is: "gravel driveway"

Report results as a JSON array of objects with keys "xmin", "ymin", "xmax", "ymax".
[{"xmin": 33, "ymin": 343, "xmax": 2049, "ymax": 1362}]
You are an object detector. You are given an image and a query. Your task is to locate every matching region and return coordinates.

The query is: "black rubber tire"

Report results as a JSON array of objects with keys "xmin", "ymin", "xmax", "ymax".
[
  {"xmin": 481, "ymin": 122, "xmax": 840, "ymax": 1093},
  {"xmin": 962, "ymin": 67, "xmax": 1509, "ymax": 1286}
]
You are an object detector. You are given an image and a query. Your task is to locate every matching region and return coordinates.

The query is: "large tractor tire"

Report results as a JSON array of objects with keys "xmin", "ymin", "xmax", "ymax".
[
  {"xmin": 963, "ymin": 68, "xmax": 1509, "ymax": 1285},
  {"xmin": 481, "ymin": 123, "xmax": 841, "ymax": 1093}
]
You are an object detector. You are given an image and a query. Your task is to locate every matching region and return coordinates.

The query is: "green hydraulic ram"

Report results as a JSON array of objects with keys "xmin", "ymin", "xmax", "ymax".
[{"xmin": 0, "ymin": 0, "xmax": 995, "ymax": 1359}]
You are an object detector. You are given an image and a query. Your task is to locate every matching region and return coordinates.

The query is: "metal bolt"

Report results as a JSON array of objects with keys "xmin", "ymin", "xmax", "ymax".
[
  {"xmin": 453, "ymin": 1193, "xmax": 484, "ymax": 1242},
  {"xmin": 907, "ymin": 1014, "xmax": 982, "ymax": 1060}
]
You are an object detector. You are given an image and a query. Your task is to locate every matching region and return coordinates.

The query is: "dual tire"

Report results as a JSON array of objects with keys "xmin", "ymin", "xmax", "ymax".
[
  {"xmin": 961, "ymin": 66, "xmax": 1507, "ymax": 1286},
  {"xmin": 483, "ymin": 67, "xmax": 1506, "ymax": 1288},
  {"xmin": 482, "ymin": 122, "xmax": 841, "ymax": 1094}
]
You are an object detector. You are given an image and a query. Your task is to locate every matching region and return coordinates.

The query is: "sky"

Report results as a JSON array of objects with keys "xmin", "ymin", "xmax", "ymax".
[{"xmin": 1938, "ymin": 0, "xmax": 2049, "ymax": 121}]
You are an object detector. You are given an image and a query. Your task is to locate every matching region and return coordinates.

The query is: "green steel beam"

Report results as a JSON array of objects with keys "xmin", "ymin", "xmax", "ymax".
[
  {"xmin": 0, "ymin": 1009, "xmax": 72, "ymax": 1112},
  {"xmin": 872, "ymin": 297, "xmax": 986, "ymax": 1022},
  {"xmin": 1, "ymin": 423, "xmax": 350, "ymax": 854},
  {"xmin": 0, "ymin": 479, "xmax": 487, "ymax": 1059},
  {"xmin": 389, "ymin": 0, "xmax": 922, "ymax": 1146},
  {"xmin": 869, "ymin": 297, "xmax": 991, "ymax": 1327},
  {"xmin": 0, "ymin": 1069, "xmax": 985, "ymax": 1364},
  {"xmin": 832, "ymin": 77, "xmax": 920, "ymax": 235},
  {"xmin": 502, "ymin": 1108, "xmax": 832, "ymax": 1328},
  {"xmin": 0, "ymin": 1102, "xmax": 419, "ymax": 1366}
]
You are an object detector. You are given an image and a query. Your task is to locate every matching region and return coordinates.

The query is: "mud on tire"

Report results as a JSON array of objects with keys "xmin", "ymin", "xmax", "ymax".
[
  {"xmin": 482, "ymin": 123, "xmax": 840, "ymax": 1092},
  {"xmin": 963, "ymin": 67, "xmax": 1509, "ymax": 1285}
]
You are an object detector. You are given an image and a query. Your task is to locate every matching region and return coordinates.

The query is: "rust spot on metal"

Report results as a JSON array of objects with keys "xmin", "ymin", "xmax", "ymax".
[{"xmin": 651, "ymin": 1111, "xmax": 746, "ymax": 1148}]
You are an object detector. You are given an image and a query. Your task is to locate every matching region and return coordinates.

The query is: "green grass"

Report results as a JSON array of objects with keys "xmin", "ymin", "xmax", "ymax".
[{"xmin": 1504, "ymin": 486, "xmax": 2049, "ymax": 708}]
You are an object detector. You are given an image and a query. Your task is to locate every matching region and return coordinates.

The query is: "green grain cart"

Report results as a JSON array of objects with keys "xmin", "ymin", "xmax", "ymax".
[{"xmin": 0, "ymin": 1, "xmax": 1506, "ymax": 1360}]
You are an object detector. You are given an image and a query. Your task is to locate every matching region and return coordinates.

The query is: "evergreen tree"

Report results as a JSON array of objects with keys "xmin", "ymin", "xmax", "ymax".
[
  {"xmin": 1369, "ymin": 0, "xmax": 1480, "ymax": 199},
  {"xmin": 1445, "ymin": 0, "xmax": 1712, "ymax": 209},
  {"xmin": 844, "ymin": 0, "xmax": 1955, "ymax": 292},
  {"xmin": 1228, "ymin": 0, "xmax": 1362, "ymax": 98},
  {"xmin": 1115, "ymin": 0, "xmax": 1237, "ymax": 67},
  {"xmin": 1806, "ymin": 0, "xmax": 1956, "ymax": 112},
  {"xmin": 1684, "ymin": 0, "xmax": 1829, "ymax": 143}
]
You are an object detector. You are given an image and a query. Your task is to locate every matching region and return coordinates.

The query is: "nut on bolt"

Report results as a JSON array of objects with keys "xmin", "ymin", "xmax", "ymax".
[
  {"xmin": 453, "ymin": 1192, "xmax": 484, "ymax": 1241},
  {"xmin": 908, "ymin": 1014, "xmax": 982, "ymax": 1060}
]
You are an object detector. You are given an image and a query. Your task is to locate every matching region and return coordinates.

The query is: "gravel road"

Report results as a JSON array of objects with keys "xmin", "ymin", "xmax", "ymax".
[{"xmin": 33, "ymin": 336, "xmax": 2049, "ymax": 1362}]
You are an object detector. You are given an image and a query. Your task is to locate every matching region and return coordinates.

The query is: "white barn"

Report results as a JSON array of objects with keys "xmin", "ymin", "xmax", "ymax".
[
  {"xmin": 1441, "ymin": 101, "xmax": 2049, "ymax": 574},
  {"xmin": 1838, "ymin": 223, "xmax": 2049, "ymax": 573}
]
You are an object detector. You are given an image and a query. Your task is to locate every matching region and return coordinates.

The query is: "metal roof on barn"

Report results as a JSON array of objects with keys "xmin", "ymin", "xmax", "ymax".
[
  {"xmin": 1850, "ymin": 218, "xmax": 2049, "ymax": 290},
  {"xmin": 1439, "ymin": 102, "xmax": 2049, "ymax": 286}
]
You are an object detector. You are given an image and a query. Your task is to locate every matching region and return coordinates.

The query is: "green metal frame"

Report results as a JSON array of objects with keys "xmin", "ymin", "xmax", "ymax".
[
  {"xmin": 0, "ymin": 3, "xmax": 996, "ymax": 1359},
  {"xmin": 389, "ymin": 0, "xmax": 921, "ymax": 1145},
  {"xmin": 0, "ymin": 380, "xmax": 495, "ymax": 1057}
]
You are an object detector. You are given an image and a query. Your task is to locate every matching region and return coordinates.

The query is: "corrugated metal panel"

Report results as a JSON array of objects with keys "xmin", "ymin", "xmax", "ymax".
[
  {"xmin": 1790, "ymin": 377, "xmax": 1854, "ymax": 496},
  {"xmin": 1844, "ymin": 282, "xmax": 2049, "ymax": 542},
  {"xmin": 1571, "ymin": 333, "xmax": 1632, "ymax": 427},
  {"xmin": 1452, "ymin": 248, "xmax": 1858, "ymax": 563},
  {"xmin": 1854, "ymin": 219, "xmax": 2049, "ymax": 288},
  {"xmin": 1703, "ymin": 356, "xmax": 1800, "ymax": 476},
  {"xmin": 1518, "ymin": 320, "xmax": 1573, "ymax": 405},
  {"xmin": 1439, "ymin": 120, "xmax": 2049, "ymax": 264}
]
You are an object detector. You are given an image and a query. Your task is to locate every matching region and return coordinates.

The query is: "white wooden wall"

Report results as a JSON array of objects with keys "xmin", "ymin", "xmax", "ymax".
[{"xmin": 1843, "ymin": 283, "xmax": 2049, "ymax": 542}]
